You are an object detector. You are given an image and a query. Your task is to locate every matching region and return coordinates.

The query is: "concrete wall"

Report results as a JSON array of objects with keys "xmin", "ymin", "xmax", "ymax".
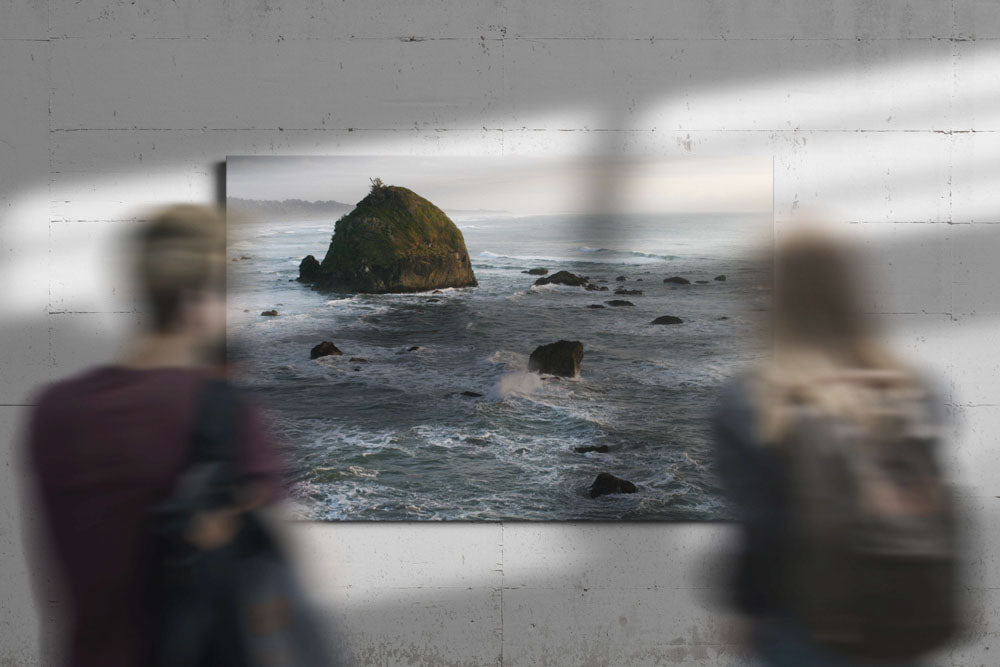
[{"xmin": 2, "ymin": 2, "xmax": 998, "ymax": 664}]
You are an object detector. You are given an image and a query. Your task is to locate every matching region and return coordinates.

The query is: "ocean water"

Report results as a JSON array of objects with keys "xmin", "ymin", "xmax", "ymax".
[{"xmin": 227, "ymin": 213, "xmax": 770, "ymax": 521}]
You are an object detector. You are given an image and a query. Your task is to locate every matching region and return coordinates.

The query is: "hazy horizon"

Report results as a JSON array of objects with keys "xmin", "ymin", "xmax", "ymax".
[{"xmin": 227, "ymin": 155, "xmax": 772, "ymax": 217}]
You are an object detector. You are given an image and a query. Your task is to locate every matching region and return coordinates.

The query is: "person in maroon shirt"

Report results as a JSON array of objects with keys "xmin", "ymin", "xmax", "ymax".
[{"xmin": 27, "ymin": 205, "xmax": 284, "ymax": 666}]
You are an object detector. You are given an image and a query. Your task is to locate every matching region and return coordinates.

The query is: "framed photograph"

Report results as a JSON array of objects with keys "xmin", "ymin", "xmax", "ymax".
[{"xmin": 226, "ymin": 155, "xmax": 772, "ymax": 520}]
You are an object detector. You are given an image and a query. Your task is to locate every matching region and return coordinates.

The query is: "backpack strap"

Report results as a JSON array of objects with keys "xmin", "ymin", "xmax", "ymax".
[
  {"xmin": 186, "ymin": 378, "xmax": 242, "ymax": 510},
  {"xmin": 151, "ymin": 379, "xmax": 242, "ymax": 529},
  {"xmin": 190, "ymin": 377, "xmax": 240, "ymax": 464}
]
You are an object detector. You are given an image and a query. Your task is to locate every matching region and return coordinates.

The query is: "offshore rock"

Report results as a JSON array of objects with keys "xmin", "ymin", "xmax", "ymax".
[
  {"xmin": 534, "ymin": 270, "xmax": 589, "ymax": 287},
  {"xmin": 589, "ymin": 472, "xmax": 638, "ymax": 498},
  {"xmin": 528, "ymin": 340, "xmax": 584, "ymax": 377},
  {"xmin": 310, "ymin": 341, "xmax": 343, "ymax": 359},
  {"xmin": 298, "ymin": 182, "xmax": 477, "ymax": 293}
]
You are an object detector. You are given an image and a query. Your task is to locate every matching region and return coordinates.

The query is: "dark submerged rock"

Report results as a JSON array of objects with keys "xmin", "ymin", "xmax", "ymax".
[
  {"xmin": 664, "ymin": 276, "xmax": 691, "ymax": 285},
  {"xmin": 589, "ymin": 472, "xmax": 638, "ymax": 498},
  {"xmin": 714, "ymin": 275, "xmax": 727, "ymax": 282},
  {"xmin": 615, "ymin": 275, "xmax": 628, "ymax": 281},
  {"xmin": 651, "ymin": 315, "xmax": 683, "ymax": 325},
  {"xmin": 586, "ymin": 284, "xmax": 609, "ymax": 292},
  {"xmin": 310, "ymin": 341, "xmax": 343, "ymax": 359},
  {"xmin": 534, "ymin": 270, "xmax": 589, "ymax": 287},
  {"xmin": 615, "ymin": 288, "xmax": 643, "ymax": 296},
  {"xmin": 260, "ymin": 310, "xmax": 278, "ymax": 316},
  {"xmin": 528, "ymin": 340, "xmax": 584, "ymax": 377},
  {"xmin": 523, "ymin": 268, "xmax": 549, "ymax": 275},
  {"xmin": 461, "ymin": 391, "xmax": 484, "ymax": 398},
  {"xmin": 605, "ymin": 300, "xmax": 634, "ymax": 307},
  {"xmin": 574, "ymin": 445, "xmax": 610, "ymax": 454},
  {"xmin": 586, "ymin": 304, "xmax": 606, "ymax": 309}
]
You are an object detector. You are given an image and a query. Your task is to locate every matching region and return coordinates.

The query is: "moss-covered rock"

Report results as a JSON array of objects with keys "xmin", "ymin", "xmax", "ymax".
[{"xmin": 299, "ymin": 182, "xmax": 477, "ymax": 293}]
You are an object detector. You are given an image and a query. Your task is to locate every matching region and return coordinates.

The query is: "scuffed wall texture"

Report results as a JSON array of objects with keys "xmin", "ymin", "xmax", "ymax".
[{"xmin": 2, "ymin": 1, "xmax": 999, "ymax": 664}]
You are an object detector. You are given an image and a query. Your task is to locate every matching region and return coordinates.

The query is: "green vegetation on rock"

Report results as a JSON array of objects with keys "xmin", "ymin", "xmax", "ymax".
[{"xmin": 299, "ymin": 179, "xmax": 478, "ymax": 293}]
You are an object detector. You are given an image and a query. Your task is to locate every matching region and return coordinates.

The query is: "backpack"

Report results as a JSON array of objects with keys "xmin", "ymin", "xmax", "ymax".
[
  {"xmin": 144, "ymin": 378, "xmax": 338, "ymax": 666},
  {"xmin": 778, "ymin": 376, "xmax": 960, "ymax": 660}
]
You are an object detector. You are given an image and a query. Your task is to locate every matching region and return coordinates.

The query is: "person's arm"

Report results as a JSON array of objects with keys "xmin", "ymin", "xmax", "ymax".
[
  {"xmin": 184, "ymin": 390, "xmax": 287, "ymax": 550},
  {"xmin": 233, "ymin": 395, "xmax": 287, "ymax": 504}
]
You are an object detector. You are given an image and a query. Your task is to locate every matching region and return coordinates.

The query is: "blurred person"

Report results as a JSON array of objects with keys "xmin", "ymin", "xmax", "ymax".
[
  {"xmin": 26, "ymin": 205, "xmax": 331, "ymax": 666},
  {"xmin": 712, "ymin": 227, "xmax": 962, "ymax": 666}
]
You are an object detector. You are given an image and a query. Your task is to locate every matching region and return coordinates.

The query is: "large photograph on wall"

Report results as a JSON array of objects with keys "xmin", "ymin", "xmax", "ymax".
[{"xmin": 226, "ymin": 155, "xmax": 772, "ymax": 521}]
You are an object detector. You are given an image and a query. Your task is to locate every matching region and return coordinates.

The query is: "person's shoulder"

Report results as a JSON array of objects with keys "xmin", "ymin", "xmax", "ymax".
[
  {"xmin": 26, "ymin": 367, "xmax": 123, "ymax": 460},
  {"xmin": 30, "ymin": 366, "xmax": 112, "ymax": 412},
  {"xmin": 911, "ymin": 369, "xmax": 947, "ymax": 403},
  {"xmin": 714, "ymin": 372, "xmax": 759, "ymax": 417},
  {"xmin": 903, "ymin": 368, "xmax": 949, "ymax": 427}
]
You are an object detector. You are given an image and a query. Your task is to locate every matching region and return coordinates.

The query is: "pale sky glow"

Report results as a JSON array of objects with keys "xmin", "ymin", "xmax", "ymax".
[{"xmin": 227, "ymin": 155, "xmax": 772, "ymax": 216}]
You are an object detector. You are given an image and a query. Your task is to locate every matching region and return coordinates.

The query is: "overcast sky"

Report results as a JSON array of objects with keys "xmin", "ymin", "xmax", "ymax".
[{"xmin": 227, "ymin": 155, "xmax": 772, "ymax": 216}]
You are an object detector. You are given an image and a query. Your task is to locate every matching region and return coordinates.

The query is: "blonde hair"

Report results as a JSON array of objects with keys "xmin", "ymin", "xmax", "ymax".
[
  {"xmin": 133, "ymin": 204, "xmax": 226, "ymax": 332},
  {"xmin": 755, "ymin": 227, "xmax": 920, "ymax": 443}
]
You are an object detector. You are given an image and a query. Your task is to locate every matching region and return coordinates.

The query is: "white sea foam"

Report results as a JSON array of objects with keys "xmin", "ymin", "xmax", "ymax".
[{"xmin": 493, "ymin": 371, "xmax": 544, "ymax": 398}]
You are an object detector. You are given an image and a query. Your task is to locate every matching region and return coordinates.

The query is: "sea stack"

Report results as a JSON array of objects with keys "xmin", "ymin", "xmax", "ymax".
[{"xmin": 298, "ymin": 179, "xmax": 477, "ymax": 293}]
